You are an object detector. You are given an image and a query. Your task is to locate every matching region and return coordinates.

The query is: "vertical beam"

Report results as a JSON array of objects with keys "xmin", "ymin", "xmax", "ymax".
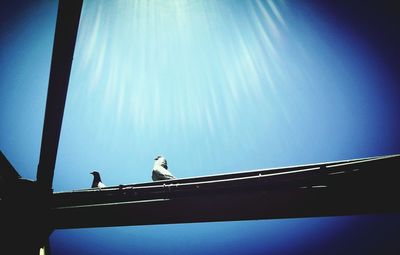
[{"xmin": 36, "ymin": 0, "xmax": 83, "ymax": 190}]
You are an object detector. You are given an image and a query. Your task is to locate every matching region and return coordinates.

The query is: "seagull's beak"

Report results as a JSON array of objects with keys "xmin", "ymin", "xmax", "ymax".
[{"xmin": 90, "ymin": 172, "xmax": 94, "ymax": 175}]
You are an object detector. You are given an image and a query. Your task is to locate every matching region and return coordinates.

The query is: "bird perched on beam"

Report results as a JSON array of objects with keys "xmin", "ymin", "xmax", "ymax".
[
  {"xmin": 152, "ymin": 156, "xmax": 176, "ymax": 181},
  {"xmin": 90, "ymin": 171, "xmax": 106, "ymax": 188}
]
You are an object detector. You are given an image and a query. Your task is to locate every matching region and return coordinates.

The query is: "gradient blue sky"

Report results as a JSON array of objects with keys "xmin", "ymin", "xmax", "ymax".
[{"xmin": 1, "ymin": 0, "xmax": 399, "ymax": 254}]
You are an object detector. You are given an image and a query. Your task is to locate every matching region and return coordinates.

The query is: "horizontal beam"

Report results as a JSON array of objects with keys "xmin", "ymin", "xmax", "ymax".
[{"xmin": 52, "ymin": 154, "xmax": 400, "ymax": 229}]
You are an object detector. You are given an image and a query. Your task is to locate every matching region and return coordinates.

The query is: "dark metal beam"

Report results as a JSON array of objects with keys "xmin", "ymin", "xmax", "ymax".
[
  {"xmin": 52, "ymin": 154, "xmax": 400, "ymax": 229},
  {"xmin": 36, "ymin": 0, "xmax": 83, "ymax": 191},
  {"xmin": 1, "ymin": 1, "xmax": 83, "ymax": 254},
  {"xmin": 0, "ymin": 150, "xmax": 21, "ymax": 182}
]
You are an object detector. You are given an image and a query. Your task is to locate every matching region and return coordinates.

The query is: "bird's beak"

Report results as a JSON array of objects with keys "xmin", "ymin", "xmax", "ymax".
[{"xmin": 90, "ymin": 172, "xmax": 94, "ymax": 175}]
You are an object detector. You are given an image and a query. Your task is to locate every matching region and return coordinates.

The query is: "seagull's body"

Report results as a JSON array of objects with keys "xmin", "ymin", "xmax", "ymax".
[
  {"xmin": 152, "ymin": 156, "xmax": 176, "ymax": 181},
  {"xmin": 90, "ymin": 171, "xmax": 106, "ymax": 188}
]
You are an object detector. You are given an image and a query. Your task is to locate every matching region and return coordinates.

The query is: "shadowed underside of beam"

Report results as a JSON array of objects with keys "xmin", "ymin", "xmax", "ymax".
[{"xmin": 52, "ymin": 154, "xmax": 400, "ymax": 229}]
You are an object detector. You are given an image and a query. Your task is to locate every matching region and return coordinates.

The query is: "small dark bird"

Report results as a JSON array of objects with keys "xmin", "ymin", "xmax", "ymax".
[
  {"xmin": 90, "ymin": 171, "xmax": 106, "ymax": 188},
  {"xmin": 152, "ymin": 155, "xmax": 176, "ymax": 181}
]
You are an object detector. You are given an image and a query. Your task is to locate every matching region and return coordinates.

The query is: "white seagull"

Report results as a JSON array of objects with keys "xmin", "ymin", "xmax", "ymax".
[
  {"xmin": 152, "ymin": 155, "xmax": 176, "ymax": 181},
  {"xmin": 90, "ymin": 171, "xmax": 106, "ymax": 188}
]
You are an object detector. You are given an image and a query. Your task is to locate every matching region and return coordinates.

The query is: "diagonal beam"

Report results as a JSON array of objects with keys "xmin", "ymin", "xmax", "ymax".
[
  {"xmin": 36, "ymin": 0, "xmax": 83, "ymax": 191},
  {"xmin": 0, "ymin": 150, "xmax": 21, "ymax": 181}
]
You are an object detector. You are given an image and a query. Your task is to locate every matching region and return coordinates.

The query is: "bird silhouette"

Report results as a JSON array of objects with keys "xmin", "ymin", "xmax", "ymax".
[
  {"xmin": 152, "ymin": 156, "xmax": 176, "ymax": 181},
  {"xmin": 90, "ymin": 171, "xmax": 106, "ymax": 188}
]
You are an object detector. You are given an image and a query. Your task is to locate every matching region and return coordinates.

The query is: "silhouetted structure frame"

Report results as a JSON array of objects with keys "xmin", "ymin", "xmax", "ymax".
[{"xmin": 0, "ymin": 0, "xmax": 399, "ymax": 254}]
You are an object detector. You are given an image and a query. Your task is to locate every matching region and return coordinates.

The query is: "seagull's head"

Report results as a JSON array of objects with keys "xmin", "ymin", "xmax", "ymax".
[
  {"xmin": 90, "ymin": 171, "xmax": 101, "ymax": 177},
  {"xmin": 154, "ymin": 155, "xmax": 168, "ymax": 168},
  {"xmin": 154, "ymin": 155, "xmax": 163, "ymax": 160}
]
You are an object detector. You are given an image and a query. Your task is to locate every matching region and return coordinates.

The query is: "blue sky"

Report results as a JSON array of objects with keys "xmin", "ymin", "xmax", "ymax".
[{"xmin": 1, "ymin": 0, "xmax": 399, "ymax": 254}]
